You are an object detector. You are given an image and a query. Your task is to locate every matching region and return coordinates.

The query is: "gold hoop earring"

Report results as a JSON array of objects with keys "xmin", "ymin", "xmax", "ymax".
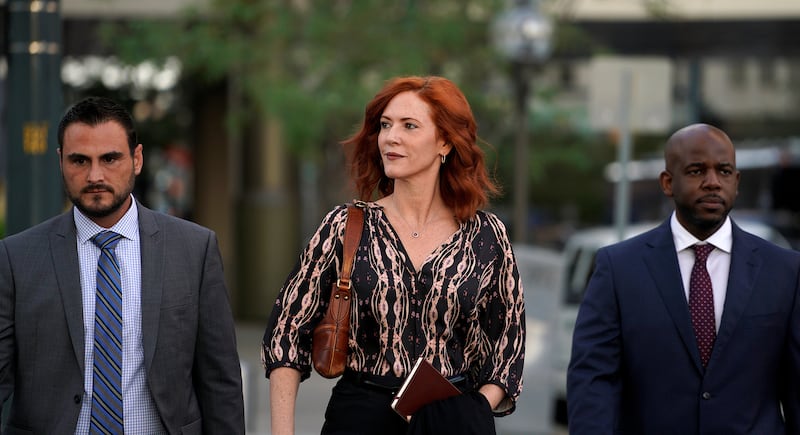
[{"xmin": 441, "ymin": 154, "xmax": 447, "ymax": 164}]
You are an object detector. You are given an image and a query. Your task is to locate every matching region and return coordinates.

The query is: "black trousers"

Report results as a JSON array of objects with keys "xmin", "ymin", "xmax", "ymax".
[
  {"xmin": 406, "ymin": 390, "xmax": 496, "ymax": 435},
  {"xmin": 320, "ymin": 374, "xmax": 408, "ymax": 435},
  {"xmin": 320, "ymin": 371, "xmax": 495, "ymax": 435}
]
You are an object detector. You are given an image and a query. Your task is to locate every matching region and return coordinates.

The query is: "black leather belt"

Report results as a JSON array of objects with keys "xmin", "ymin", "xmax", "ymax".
[{"xmin": 343, "ymin": 369, "xmax": 468, "ymax": 395}]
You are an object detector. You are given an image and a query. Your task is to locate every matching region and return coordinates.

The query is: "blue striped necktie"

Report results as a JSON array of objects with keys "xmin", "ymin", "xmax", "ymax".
[{"xmin": 91, "ymin": 231, "xmax": 124, "ymax": 434}]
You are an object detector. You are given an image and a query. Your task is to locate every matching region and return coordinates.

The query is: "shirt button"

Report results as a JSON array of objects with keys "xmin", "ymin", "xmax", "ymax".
[{"xmin": 702, "ymin": 392, "xmax": 711, "ymax": 400}]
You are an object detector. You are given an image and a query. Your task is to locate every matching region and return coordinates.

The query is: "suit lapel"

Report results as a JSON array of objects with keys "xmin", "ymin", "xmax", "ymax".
[
  {"xmin": 712, "ymin": 224, "xmax": 759, "ymax": 365},
  {"xmin": 51, "ymin": 212, "xmax": 86, "ymax": 373},
  {"xmin": 643, "ymin": 222, "xmax": 705, "ymax": 372},
  {"xmin": 138, "ymin": 205, "xmax": 164, "ymax": 371}
]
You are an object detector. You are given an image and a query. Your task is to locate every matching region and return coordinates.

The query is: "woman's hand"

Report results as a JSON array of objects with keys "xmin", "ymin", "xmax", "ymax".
[{"xmin": 478, "ymin": 383, "xmax": 505, "ymax": 411}]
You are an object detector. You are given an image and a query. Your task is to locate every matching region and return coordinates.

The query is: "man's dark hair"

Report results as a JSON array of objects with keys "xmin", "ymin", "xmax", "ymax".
[{"xmin": 57, "ymin": 96, "xmax": 138, "ymax": 153}]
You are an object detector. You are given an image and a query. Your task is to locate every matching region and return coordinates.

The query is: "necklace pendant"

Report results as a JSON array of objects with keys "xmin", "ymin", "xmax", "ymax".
[{"xmin": 411, "ymin": 231, "xmax": 420, "ymax": 238}]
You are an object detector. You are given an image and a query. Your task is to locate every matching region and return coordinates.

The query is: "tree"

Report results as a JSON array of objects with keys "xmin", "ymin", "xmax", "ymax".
[
  {"xmin": 105, "ymin": 0, "xmax": 618, "ymax": 241},
  {"xmin": 108, "ymin": 1, "xmax": 505, "ymax": 155}
]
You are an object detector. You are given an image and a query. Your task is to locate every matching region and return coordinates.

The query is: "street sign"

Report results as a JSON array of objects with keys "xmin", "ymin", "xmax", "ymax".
[{"xmin": 588, "ymin": 56, "xmax": 673, "ymax": 133}]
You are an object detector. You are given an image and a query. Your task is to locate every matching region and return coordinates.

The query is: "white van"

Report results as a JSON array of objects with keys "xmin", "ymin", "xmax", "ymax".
[{"xmin": 550, "ymin": 217, "xmax": 792, "ymax": 425}]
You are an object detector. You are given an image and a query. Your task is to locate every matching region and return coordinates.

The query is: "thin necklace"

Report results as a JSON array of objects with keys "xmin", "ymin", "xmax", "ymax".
[{"xmin": 392, "ymin": 196, "xmax": 434, "ymax": 239}]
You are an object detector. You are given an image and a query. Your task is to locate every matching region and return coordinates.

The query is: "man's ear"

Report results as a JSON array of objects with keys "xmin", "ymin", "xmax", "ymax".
[
  {"xmin": 659, "ymin": 170, "xmax": 673, "ymax": 197},
  {"xmin": 133, "ymin": 144, "xmax": 144, "ymax": 176}
]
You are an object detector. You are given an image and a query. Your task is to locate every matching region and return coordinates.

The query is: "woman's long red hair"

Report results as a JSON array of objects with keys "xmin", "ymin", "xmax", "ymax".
[{"xmin": 343, "ymin": 76, "xmax": 499, "ymax": 223}]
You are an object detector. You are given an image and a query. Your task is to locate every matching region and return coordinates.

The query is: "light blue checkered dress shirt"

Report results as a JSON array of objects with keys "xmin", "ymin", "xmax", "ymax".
[{"xmin": 73, "ymin": 199, "xmax": 166, "ymax": 434}]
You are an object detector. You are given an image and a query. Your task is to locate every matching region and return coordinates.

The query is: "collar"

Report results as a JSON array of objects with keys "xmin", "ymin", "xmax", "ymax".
[
  {"xmin": 670, "ymin": 211, "xmax": 732, "ymax": 254},
  {"xmin": 74, "ymin": 195, "xmax": 140, "ymax": 244}
]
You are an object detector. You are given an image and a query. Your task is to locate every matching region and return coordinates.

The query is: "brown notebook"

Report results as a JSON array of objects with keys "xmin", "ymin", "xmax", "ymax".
[{"xmin": 391, "ymin": 357, "xmax": 461, "ymax": 420}]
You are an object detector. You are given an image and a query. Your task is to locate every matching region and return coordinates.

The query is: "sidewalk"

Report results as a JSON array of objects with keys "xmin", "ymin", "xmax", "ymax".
[{"xmin": 237, "ymin": 321, "xmax": 267, "ymax": 434}]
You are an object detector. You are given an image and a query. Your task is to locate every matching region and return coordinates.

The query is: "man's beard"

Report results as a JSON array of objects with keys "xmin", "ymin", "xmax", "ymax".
[
  {"xmin": 65, "ymin": 175, "xmax": 135, "ymax": 219},
  {"xmin": 678, "ymin": 200, "xmax": 732, "ymax": 232}
]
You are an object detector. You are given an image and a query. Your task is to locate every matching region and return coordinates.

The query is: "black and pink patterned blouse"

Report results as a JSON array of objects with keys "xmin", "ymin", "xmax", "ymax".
[{"xmin": 262, "ymin": 201, "xmax": 525, "ymax": 411}]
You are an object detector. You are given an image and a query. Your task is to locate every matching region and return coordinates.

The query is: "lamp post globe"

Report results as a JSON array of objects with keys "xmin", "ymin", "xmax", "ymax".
[
  {"xmin": 491, "ymin": 0, "xmax": 552, "ymax": 244},
  {"xmin": 491, "ymin": 2, "xmax": 553, "ymax": 65}
]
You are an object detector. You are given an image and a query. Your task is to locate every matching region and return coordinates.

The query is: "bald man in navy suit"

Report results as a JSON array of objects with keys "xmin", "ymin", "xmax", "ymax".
[{"xmin": 567, "ymin": 124, "xmax": 800, "ymax": 434}]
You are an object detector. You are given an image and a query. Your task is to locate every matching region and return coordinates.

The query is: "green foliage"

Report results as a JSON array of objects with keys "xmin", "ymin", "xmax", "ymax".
[
  {"xmin": 105, "ymin": 0, "xmax": 506, "ymax": 157},
  {"xmin": 103, "ymin": 0, "xmax": 618, "ymax": 226},
  {"xmin": 489, "ymin": 89, "xmax": 617, "ymax": 224}
]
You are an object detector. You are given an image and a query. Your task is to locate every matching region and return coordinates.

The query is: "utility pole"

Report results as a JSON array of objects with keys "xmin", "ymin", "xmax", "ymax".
[{"xmin": 5, "ymin": 0, "xmax": 63, "ymax": 235}]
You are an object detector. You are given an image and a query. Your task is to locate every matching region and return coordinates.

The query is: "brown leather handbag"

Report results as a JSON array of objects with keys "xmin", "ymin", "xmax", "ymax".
[{"xmin": 312, "ymin": 204, "xmax": 364, "ymax": 378}]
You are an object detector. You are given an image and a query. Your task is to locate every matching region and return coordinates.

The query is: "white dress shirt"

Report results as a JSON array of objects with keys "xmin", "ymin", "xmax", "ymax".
[
  {"xmin": 670, "ymin": 212, "xmax": 733, "ymax": 332},
  {"xmin": 73, "ymin": 198, "xmax": 166, "ymax": 434}
]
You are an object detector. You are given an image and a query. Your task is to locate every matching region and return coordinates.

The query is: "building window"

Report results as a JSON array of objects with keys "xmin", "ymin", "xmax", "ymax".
[
  {"xmin": 759, "ymin": 59, "xmax": 777, "ymax": 88},
  {"xmin": 728, "ymin": 59, "xmax": 746, "ymax": 89}
]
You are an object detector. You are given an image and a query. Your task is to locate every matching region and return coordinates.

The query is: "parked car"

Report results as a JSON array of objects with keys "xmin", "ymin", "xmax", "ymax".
[
  {"xmin": 495, "ymin": 245, "xmax": 565, "ymax": 435},
  {"xmin": 549, "ymin": 217, "xmax": 792, "ymax": 425}
]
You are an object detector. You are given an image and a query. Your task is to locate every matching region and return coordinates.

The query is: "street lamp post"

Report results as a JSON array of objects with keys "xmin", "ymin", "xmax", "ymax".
[{"xmin": 492, "ymin": 0, "xmax": 552, "ymax": 244}]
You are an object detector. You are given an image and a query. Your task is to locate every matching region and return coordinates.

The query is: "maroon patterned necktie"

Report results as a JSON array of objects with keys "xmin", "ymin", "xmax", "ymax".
[{"xmin": 689, "ymin": 244, "xmax": 716, "ymax": 367}]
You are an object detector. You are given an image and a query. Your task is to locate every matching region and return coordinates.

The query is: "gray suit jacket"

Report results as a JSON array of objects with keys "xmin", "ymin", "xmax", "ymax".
[{"xmin": 0, "ymin": 204, "xmax": 244, "ymax": 434}]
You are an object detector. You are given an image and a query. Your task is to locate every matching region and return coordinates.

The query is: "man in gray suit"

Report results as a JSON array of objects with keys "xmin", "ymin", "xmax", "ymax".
[{"xmin": 0, "ymin": 97, "xmax": 245, "ymax": 434}]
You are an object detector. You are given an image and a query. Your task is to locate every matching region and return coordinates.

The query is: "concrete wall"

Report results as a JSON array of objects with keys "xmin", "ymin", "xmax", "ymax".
[
  {"xmin": 61, "ymin": 0, "xmax": 206, "ymax": 18},
  {"xmin": 551, "ymin": 0, "xmax": 800, "ymax": 20}
]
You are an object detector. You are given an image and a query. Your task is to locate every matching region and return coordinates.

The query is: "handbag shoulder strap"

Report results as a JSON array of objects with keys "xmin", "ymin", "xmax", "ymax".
[{"xmin": 337, "ymin": 204, "xmax": 364, "ymax": 290}]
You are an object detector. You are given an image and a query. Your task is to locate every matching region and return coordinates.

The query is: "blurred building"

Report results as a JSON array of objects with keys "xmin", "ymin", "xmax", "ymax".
[
  {"xmin": 3, "ymin": 0, "xmax": 800, "ymax": 319},
  {"xmin": 542, "ymin": 0, "xmax": 800, "ymax": 243},
  {"xmin": 558, "ymin": 0, "xmax": 800, "ymax": 132},
  {"xmin": 63, "ymin": 0, "xmax": 201, "ymax": 16}
]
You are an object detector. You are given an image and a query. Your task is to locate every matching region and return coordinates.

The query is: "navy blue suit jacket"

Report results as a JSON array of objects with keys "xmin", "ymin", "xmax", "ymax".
[{"xmin": 567, "ymin": 220, "xmax": 800, "ymax": 434}]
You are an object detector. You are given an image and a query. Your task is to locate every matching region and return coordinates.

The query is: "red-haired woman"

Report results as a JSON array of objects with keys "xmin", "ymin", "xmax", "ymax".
[{"xmin": 263, "ymin": 76, "xmax": 525, "ymax": 435}]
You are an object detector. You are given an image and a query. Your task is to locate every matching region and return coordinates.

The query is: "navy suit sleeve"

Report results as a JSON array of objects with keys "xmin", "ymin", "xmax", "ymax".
[
  {"xmin": 785, "ymin": 264, "xmax": 800, "ymax": 432},
  {"xmin": 567, "ymin": 247, "xmax": 622, "ymax": 434}
]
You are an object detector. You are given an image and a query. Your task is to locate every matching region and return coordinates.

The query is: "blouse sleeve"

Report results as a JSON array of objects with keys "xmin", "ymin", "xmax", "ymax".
[
  {"xmin": 479, "ymin": 212, "xmax": 526, "ymax": 415},
  {"xmin": 261, "ymin": 205, "xmax": 348, "ymax": 381}
]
